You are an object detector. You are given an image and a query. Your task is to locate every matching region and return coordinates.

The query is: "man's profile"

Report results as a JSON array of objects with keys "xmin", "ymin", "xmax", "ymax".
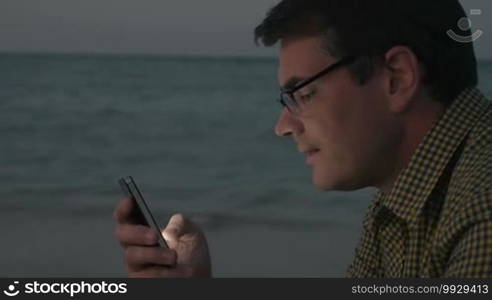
[{"xmin": 113, "ymin": 0, "xmax": 492, "ymax": 277}]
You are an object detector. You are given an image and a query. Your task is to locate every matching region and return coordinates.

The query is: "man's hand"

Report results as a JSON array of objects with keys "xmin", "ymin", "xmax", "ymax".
[{"xmin": 113, "ymin": 198, "xmax": 212, "ymax": 278}]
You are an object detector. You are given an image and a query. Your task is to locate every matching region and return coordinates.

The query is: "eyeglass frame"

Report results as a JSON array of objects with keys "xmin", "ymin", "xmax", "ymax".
[{"xmin": 279, "ymin": 56, "xmax": 357, "ymax": 114}]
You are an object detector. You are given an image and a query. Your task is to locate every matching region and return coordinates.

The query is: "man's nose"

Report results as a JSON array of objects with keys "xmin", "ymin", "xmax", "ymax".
[{"xmin": 274, "ymin": 108, "xmax": 300, "ymax": 137}]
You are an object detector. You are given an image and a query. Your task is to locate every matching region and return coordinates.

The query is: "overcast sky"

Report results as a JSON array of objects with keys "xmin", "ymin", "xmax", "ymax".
[{"xmin": 1, "ymin": 0, "xmax": 491, "ymax": 59}]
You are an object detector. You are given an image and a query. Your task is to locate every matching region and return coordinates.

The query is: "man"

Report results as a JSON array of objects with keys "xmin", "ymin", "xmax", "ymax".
[{"xmin": 114, "ymin": 0, "xmax": 492, "ymax": 277}]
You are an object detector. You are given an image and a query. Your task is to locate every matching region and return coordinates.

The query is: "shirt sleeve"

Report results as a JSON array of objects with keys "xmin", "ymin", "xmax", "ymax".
[{"xmin": 443, "ymin": 220, "xmax": 492, "ymax": 277}]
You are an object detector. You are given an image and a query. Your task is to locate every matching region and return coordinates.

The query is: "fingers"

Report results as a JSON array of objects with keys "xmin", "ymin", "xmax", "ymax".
[
  {"xmin": 113, "ymin": 197, "xmax": 134, "ymax": 224},
  {"xmin": 125, "ymin": 246, "xmax": 177, "ymax": 272},
  {"xmin": 115, "ymin": 224, "xmax": 160, "ymax": 247},
  {"xmin": 130, "ymin": 265, "xmax": 194, "ymax": 278}
]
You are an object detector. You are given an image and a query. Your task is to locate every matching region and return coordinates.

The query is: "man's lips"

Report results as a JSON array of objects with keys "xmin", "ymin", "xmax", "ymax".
[
  {"xmin": 305, "ymin": 149, "xmax": 320, "ymax": 165},
  {"xmin": 306, "ymin": 149, "xmax": 320, "ymax": 156},
  {"xmin": 299, "ymin": 146, "xmax": 320, "ymax": 154},
  {"xmin": 304, "ymin": 148, "xmax": 320, "ymax": 165}
]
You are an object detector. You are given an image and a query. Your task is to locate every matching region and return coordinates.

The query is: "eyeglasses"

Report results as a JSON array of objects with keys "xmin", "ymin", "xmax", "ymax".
[{"xmin": 279, "ymin": 56, "xmax": 356, "ymax": 115}]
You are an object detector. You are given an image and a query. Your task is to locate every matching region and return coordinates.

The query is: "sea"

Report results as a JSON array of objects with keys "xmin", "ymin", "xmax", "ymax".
[{"xmin": 1, "ymin": 53, "xmax": 491, "ymax": 276}]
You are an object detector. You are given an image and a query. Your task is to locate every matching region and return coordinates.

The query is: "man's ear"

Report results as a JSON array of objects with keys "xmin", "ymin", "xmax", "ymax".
[{"xmin": 382, "ymin": 46, "xmax": 422, "ymax": 113}]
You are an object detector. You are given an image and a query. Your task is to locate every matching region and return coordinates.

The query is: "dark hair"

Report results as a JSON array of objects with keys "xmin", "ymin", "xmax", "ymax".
[{"xmin": 254, "ymin": 0, "xmax": 478, "ymax": 104}]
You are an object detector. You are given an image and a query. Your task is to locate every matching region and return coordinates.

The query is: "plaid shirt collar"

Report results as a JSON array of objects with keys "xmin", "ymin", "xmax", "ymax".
[{"xmin": 373, "ymin": 87, "xmax": 491, "ymax": 228}]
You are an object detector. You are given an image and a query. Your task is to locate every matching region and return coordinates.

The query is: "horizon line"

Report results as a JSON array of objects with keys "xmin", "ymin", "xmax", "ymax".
[
  {"xmin": 0, "ymin": 50, "xmax": 278, "ymax": 60},
  {"xmin": 2, "ymin": 50, "xmax": 492, "ymax": 63}
]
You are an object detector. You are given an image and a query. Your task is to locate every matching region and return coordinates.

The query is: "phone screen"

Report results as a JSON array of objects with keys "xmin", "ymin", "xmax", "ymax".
[{"xmin": 118, "ymin": 176, "xmax": 169, "ymax": 248}]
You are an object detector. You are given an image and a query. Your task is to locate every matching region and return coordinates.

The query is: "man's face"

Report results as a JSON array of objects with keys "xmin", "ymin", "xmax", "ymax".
[{"xmin": 275, "ymin": 35, "xmax": 402, "ymax": 191}]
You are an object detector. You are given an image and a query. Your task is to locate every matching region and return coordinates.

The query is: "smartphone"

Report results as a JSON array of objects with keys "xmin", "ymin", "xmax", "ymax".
[{"xmin": 118, "ymin": 176, "xmax": 169, "ymax": 248}]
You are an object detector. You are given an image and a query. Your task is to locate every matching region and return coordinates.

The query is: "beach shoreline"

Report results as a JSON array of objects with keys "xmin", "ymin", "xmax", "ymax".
[{"xmin": 0, "ymin": 209, "xmax": 361, "ymax": 277}]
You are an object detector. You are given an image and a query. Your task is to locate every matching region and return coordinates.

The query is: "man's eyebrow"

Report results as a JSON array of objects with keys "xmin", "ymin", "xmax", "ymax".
[{"xmin": 280, "ymin": 76, "xmax": 307, "ymax": 90}]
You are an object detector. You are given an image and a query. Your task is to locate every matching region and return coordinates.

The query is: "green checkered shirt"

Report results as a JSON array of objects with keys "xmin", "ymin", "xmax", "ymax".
[{"xmin": 347, "ymin": 87, "xmax": 492, "ymax": 277}]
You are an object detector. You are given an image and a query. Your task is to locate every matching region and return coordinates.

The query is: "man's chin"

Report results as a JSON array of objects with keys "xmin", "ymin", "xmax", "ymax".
[
  {"xmin": 312, "ymin": 174, "xmax": 337, "ymax": 191},
  {"xmin": 312, "ymin": 173, "xmax": 361, "ymax": 191}
]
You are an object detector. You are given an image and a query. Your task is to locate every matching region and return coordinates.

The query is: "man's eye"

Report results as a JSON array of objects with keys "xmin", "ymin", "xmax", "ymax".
[{"xmin": 299, "ymin": 91, "xmax": 315, "ymax": 101}]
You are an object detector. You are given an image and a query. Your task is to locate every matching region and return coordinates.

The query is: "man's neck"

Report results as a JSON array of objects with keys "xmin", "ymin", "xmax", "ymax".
[{"xmin": 378, "ymin": 97, "xmax": 447, "ymax": 194}]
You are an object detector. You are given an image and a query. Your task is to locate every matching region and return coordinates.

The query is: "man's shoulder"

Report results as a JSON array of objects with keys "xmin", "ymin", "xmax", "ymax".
[
  {"xmin": 446, "ymin": 106, "xmax": 492, "ymax": 222},
  {"xmin": 458, "ymin": 105, "xmax": 491, "ymax": 191}
]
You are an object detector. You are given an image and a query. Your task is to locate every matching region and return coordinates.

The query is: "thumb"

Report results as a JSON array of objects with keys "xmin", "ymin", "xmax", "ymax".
[{"xmin": 162, "ymin": 213, "xmax": 188, "ymax": 248}]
